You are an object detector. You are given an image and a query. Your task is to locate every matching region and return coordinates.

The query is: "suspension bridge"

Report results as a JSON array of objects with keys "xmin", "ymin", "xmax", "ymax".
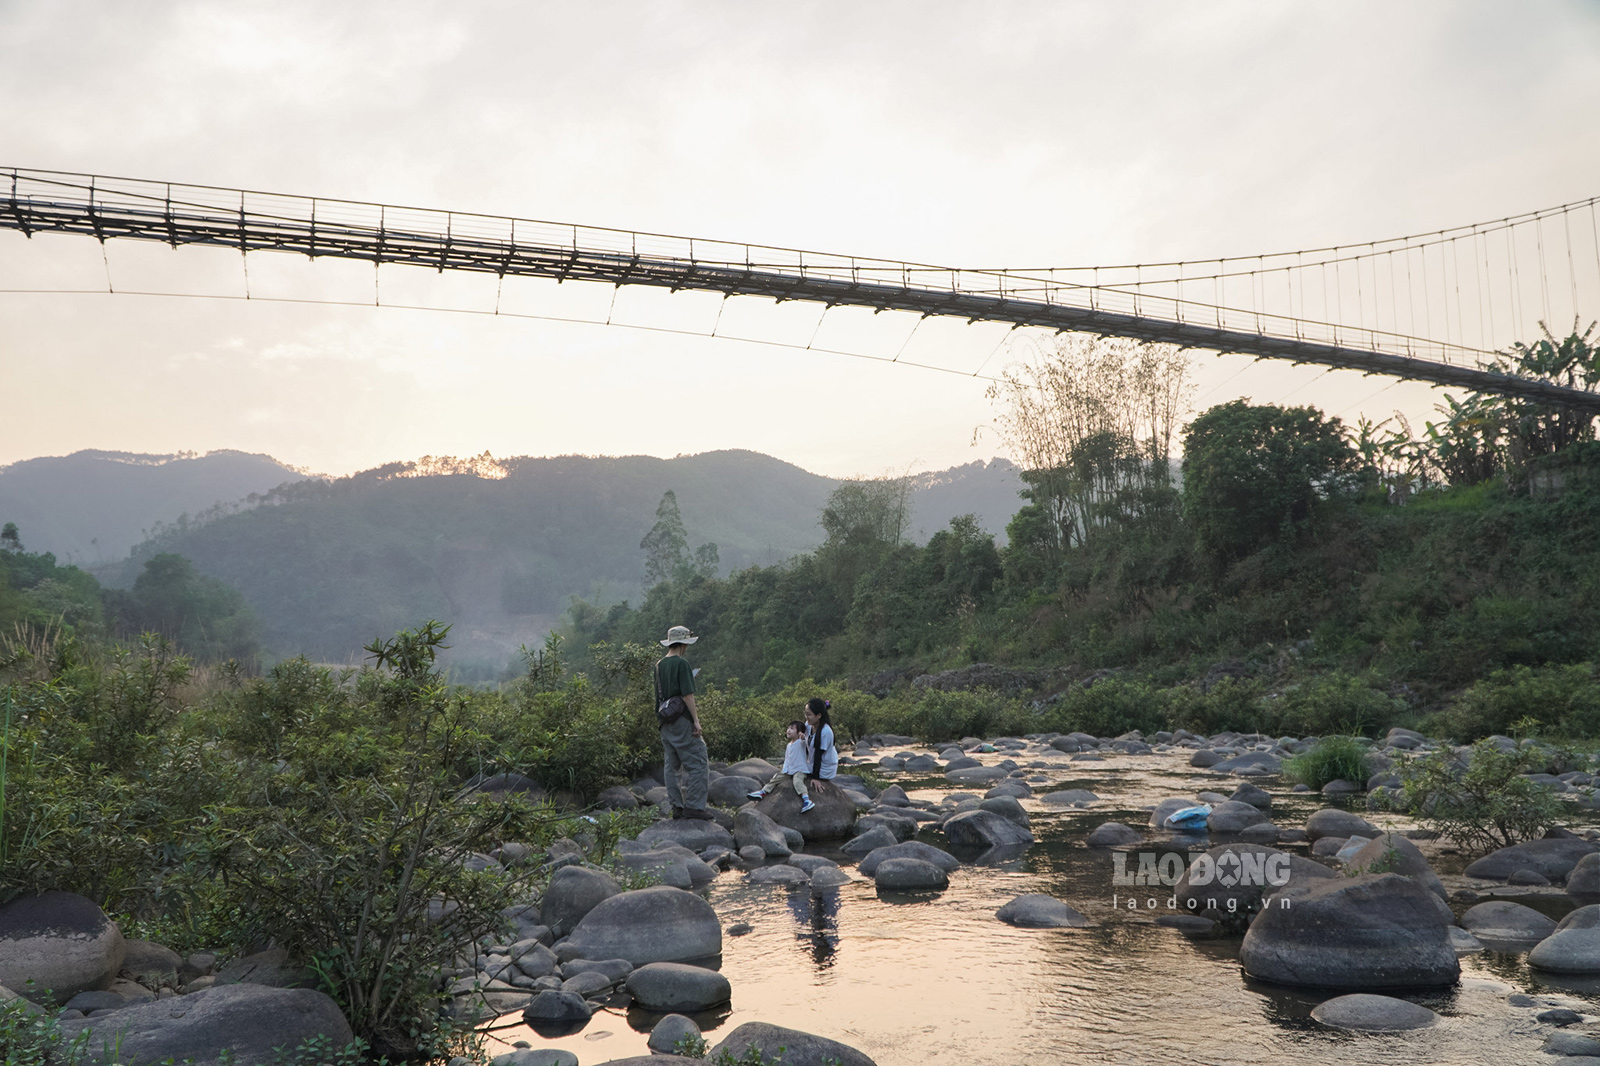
[{"xmin": 4, "ymin": 167, "xmax": 1599, "ymax": 411}]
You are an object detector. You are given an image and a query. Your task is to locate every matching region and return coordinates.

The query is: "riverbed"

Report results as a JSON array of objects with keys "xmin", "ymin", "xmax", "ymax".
[{"xmin": 482, "ymin": 746, "xmax": 1600, "ymax": 1065}]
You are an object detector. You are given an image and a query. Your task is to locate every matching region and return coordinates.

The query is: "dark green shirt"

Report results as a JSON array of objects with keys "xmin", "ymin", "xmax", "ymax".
[{"xmin": 657, "ymin": 655, "xmax": 696, "ymax": 700}]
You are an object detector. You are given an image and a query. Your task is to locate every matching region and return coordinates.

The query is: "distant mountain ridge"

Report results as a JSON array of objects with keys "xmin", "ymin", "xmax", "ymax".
[
  {"xmin": 0, "ymin": 449, "xmax": 308, "ymax": 564},
  {"xmin": 3, "ymin": 446, "xmax": 1021, "ymax": 668}
]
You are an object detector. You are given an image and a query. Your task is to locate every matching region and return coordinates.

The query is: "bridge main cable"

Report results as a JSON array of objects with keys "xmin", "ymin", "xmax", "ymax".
[{"xmin": 5, "ymin": 167, "xmax": 1598, "ymax": 412}]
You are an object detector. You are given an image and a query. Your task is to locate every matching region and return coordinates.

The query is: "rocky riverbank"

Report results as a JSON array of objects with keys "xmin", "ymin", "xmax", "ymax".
[{"xmin": 9, "ymin": 726, "xmax": 1600, "ymax": 1065}]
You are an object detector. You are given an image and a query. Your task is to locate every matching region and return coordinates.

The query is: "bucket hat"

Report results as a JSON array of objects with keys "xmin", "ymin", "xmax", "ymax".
[{"xmin": 660, "ymin": 625, "xmax": 699, "ymax": 647}]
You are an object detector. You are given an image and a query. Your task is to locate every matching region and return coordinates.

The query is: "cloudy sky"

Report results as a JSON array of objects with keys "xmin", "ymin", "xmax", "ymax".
[{"xmin": 3, "ymin": 1, "xmax": 1599, "ymax": 478}]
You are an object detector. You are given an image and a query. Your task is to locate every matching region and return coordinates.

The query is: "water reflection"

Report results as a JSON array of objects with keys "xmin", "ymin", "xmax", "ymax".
[{"xmin": 786, "ymin": 886, "xmax": 841, "ymax": 967}]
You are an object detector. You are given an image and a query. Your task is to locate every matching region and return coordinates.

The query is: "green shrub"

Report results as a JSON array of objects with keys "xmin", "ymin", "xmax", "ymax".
[
  {"xmin": 1398, "ymin": 737, "xmax": 1563, "ymax": 853},
  {"xmin": 1271, "ymin": 672, "xmax": 1407, "ymax": 737},
  {"xmin": 1428, "ymin": 664, "xmax": 1600, "ymax": 741},
  {"xmin": 1281, "ymin": 736, "xmax": 1372, "ymax": 790},
  {"xmin": 1040, "ymin": 678, "xmax": 1169, "ymax": 738}
]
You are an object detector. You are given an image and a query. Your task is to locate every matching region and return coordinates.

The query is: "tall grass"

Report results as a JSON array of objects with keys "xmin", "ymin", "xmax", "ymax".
[{"xmin": 1281, "ymin": 735, "xmax": 1372, "ymax": 790}]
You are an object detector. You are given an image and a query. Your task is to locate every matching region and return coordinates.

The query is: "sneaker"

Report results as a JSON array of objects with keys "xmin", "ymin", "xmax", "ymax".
[
  {"xmin": 671, "ymin": 807, "xmax": 685, "ymax": 820},
  {"xmin": 747, "ymin": 790, "xmax": 767, "ymax": 800},
  {"xmin": 799, "ymin": 797, "xmax": 816, "ymax": 813}
]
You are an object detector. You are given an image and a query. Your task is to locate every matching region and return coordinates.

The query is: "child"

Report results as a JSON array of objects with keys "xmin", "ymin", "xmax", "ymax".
[{"xmin": 748, "ymin": 720, "xmax": 813, "ymax": 806}]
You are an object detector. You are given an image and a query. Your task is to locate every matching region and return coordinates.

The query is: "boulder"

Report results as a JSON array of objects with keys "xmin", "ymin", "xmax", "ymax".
[
  {"xmin": 1149, "ymin": 798, "xmax": 1200, "ymax": 830},
  {"xmin": 1207, "ymin": 801, "xmax": 1270, "ymax": 833},
  {"xmin": 1190, "ymin": 750, "xmax": 1223, "ymax": 768},
  {"xmin": 983, "ymin": 780, "xmax": 1032, "ymax": 800},
  {"xmin": 995, "ymin": 894, "xmax": 1090, "ymax": 928},
  {"xmin": 723, "ymin": 758, "xmax": 781, "ymax": 780},
  {"xmin": 119, "ymin": 940, "xmax": 184, "ymax": 984},
  {"xmin": 976, "ymin": 796, "xmax": 1030, "ymax": 829},
  {"xmin": 840, "ymin": 827, "xmax": 899, "ymax": 855},
  {"xmin": 636, "ymin": 820, "xmax": 736, "ymax": 852},
  {"xmin": 733, "ymin": 808, "xmax": 793, "ymax": 858},
  {"xmin": 942, "ymin": 810, "xmax": 1035, "ymax": 848},
  {"xmin": 647, "ymin": 1014, "xmax": 704, "ymax": 1055},
  {"xmin": 872, "ymin": 858, "xmax": 948, "ymax": 891},
  {"xmin": 540, "ymin": 866, "xmax": 622, "ymax": 938},
  {"xmin": 464, "ymin": 772, "xmax": 547, "ymax": 803},
  {"xmin": 562, "ymin": 887, "xmax": 721, "ymax": 965},
  {"xmin": 212, "ymin": 947, "xmax": 311, "ymax": 990},
  {"xmin": 1236, "ymin": 823, "xmax": 1281, "ymax": 844},
  {"xmin": 1041, "ymin": 789, "xmax": 1099, "ymax": 807},
  {"xmin": 748, "ymin": 865, "xmax": 810, "ymax": 885},
  {"xmin": 1529, "ymin": 904, "xmax": 1600, "ymax": 973},
  {"xmin": 1304, "ymin": 809, "xmax": 1379, "ymax": 841},
  {"xmin": 1239, "ymin": 874, "xmax": 1460, "ymax": 990},
  {"xmin": 0, "ymin": 891, "xmax": 125, "ymax": 1005},
  {"xmin": 492, "ymin": 1051, "xmax": 578, "ymax": 1066},
  {"xmin": 809, "ymin": 866, "xmax": 852, "ymax": 889},
  {"xmin": 625, "ymin": 962, "xmax": 731, "ymax": 1011},
  {"xmin": 55, "ymin": 982, "xmax": 352, "ymax": 1066},
  {"xmin": 1464, "ymin": 838, "xmax": 1599, "ymax": 882},
  {"xmin": 1085, "ymin": 822, "xmax": 1142, "ymax": 847},
  {"xmin": 1310, "ymin": 993, "xmax": 1438, "ymax": 1031},
  {"xmin": 855, "ymin": 813, "xmax": 918, "ymax": 842},
  {"xmin": 1569, "ymin": 853, "xmax": 1600, "ymax": 901},
  {"xmin": 1230, "ymin": 783, "xmax": 1273, "ymax": 809},
  {"xmin": 708, "ymin": 775, "xmax": 764, "ymax": 808},
  {"xmin": 1210, "ymin": 752, "xmax": 1280, "ymax": 775},
  {"xmin": 856, "ymin": 842, "xmax": 961, "ymax": 877},
  {"xmin": 756, "ymin": 779, "xmax": 858, "ymax": 841},
  {"xmin": 1459, "ymin": 901, "xmax": 1557, "ymax": 943},
  {"xmin": 710, "ymin": 1022, "xmax": 877, "ymax": 1066},
  {"xmin": 944, "ymin": 766, "xmax": 1009, "ymax": 786},
  {"xmin": 522, "ymin": 989, "xmax": 593, "ymax": 1023},
  {"xmin": 1342, "ymin": 833, "xmax": 1447, "ymax": 900},
  {"xmin": 594, "ymin": 786, "xmax": 639, "ymax": 810}
]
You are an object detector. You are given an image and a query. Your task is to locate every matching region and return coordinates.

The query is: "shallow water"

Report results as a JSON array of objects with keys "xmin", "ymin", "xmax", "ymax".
[{"xmin": 485, "ymin": 750, "xmax": 1600, "ymax": 1065}]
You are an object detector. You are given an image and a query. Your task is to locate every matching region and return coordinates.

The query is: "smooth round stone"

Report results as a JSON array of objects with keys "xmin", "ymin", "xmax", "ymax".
[
  {"xmin": 1530, "ymin": 905, "xmax": 1600, "ymax": 973},
  {"xmin": 872, "ymin": 858, "xmax": 948, "ymax": 890},
  {"xmin": 625, "ymin": 962, "xmax": 731, "ymax": 1012},
  {"xmin": 995, "ymin": 894, "xmax": 1090, "ymax": 928},
  {"xmin": 1305, "ymin": 809, "xmax": 1379, "ymax": 841},
  {"xmin": 1311, "ymin": 993, "xmax": 1438, "ymax": 1031},
  {"xmin": 1462, "ymin": 901, "xmax": 1558, "ymax": 943},
  {"xmin": 738, "ymin": 845, "xmax": 767, "ymax": 864},
  {"xmin": 1085, "ymin": 822, "xmax": 1142, "ymax": 847},
  {"xmin": 1508, "ymin": 868, "xmax": 1552, "ymax": 886},
  {"xmin": 490, "ymin": 1049, "xmax": 578, "ymax": 1066},
  {"xmin": 522, "ymin": 990, "xmax": 593, "ymax": 1023},
  {"xmin": 857, "ymin": 842, "xmax": 961, "ymax": 876},
  {"xmin": 747, "ymin": 865, "xmax": 810, "ymax": 885},
  {"xmin": 1042, "ymin": 789, "xmax": 1099, "ymax": 807},
  {"xmin": 647, "ymin": 1014, "xmax": 703, "ymax": 1055}
]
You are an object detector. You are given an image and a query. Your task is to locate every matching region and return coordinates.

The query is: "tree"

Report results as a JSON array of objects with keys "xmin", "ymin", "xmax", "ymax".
[
  {"xmin": 1181, "ymin": 400, "xmax": 1357, "ymax": 561},
  {"xmin": 640, "ymin": 491, "xmax": 690, "ymax": 585},
  {"xmin": 104, "ymin": 553, "xmax": 260, "ymax": 664},
  {"xmin": 987, "ymin": 336, "xmax": 1194, "ymax": 563},
  {"xmin": 0, "ymin": 523, "xmax": 19, "ymax": 553},
  {"xmin": 816, "ymin": 476, "xmax": 911, "ymax": 602}
]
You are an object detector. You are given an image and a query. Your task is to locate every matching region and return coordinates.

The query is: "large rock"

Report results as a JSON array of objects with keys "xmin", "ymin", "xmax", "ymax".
[
  {"xmin": 647, "ymin": 1015, "xmax": 703, "ymax": 1055},
  {"xmin": 540, "ymin": 866, "xmax": 621, "ymax": 938},
  {"xmin": 976, "ymin": 796, "xmax": 1030, "ymax": 829},
  {"xmin": 1172, "ymin": 844, "xmax": 1337, "ymax": 927},
  {"xmin": 1085, "ymin": 822, "xmax": 1142, "ymax": 847},
  {"xmin": 1571, "ymin": 853, "xmax": 1600, "ymax": 901},
  {"xmin": 1459, "ymin": 901, "xmax": 1558, "ymax": 943},
  {"xmin": 856, "ymin": 842, "xmax": 961, "ymax": 877},
  {"xmin": 840, "ymin": 827, "xmax": 899, "ymax": 855},
  {"xmin": 995, "ymin": 894, "xmax": 1090, "ymax": 928},
  {"xmin": 1149, "ymin": 798, "xmax": 1201, "ymax": 830},
  {"xmin": 1240, "ymin": 874, "xmax": 1460, "ymax": 990},
  {"xmin": 0, "ymin": 891, "xmax": 125, "ymax": 1005},
  {"xmin": 1310, "ymin": 993, "xmax": 1438, "ymax": 1031},
  {"xmin": 872, "ymin": 858, "xmax": 948, "ymax": 891},
  {"xmin": 1529, "ymin": 904, "xmax": 1600, "ymax": 973},
  {"xmin": 733, "ymin": 808, "xmax": 793, "ymax": 858},
  {"xmin": 944, "ymin": 766, "xmax": 1009, "ymax": 786},
  {"xmin": 1343, "ymin": 833, "xmax": 1447, "ymax": 900},
  {"xmin": 756, "ymin": 779, "xmax": 858, "ymax": 841},
  {"xmin": 1041, "ymin": 789, "xmax": 1099, "ymax": 807},
  {"xmin": 636, "ymin": 820, "xmax": 736, "ymax": 852},
  {"xmin": 1230, "ymin": 782, "xmax": 1273, "ymax": 809},
  {"xmin": 120, "ymin": 940, "xmax": 184, "ymax": 983},
  {"xmin": 710, "ymin": 1022, "xmax": 876, "ymax": 1066},
  {"xmin": 723, "ymin": 758, "xmax": 781, "ymax": 780},
  {"xmin": 1304, "ymin": 809, "xmax": 1379, "ymax": 841},
  {"xmin": 942, "ymin": 809, "xmax": 1034, "ymax": 848},
  {"xmin": 1464, "ymin": 838, "xmax": 1599, "ymax": 883},
  {"xmin": 625, "ymin": 962, "xmax": 731, "ymax": 1011},
  {"xmin": 562, "ymin": 887, "xmax": 721, "ymax": 965},
  {"xmin": 708, "ymin": 775, "xmax": 764, "ymax": 808},
  {"xmin": 55, "ymin": 982, "xmax": 352, "ymax": 1066},
  {"xmin": 1207, "ymin": 801, "xmax": 1269, "ymax": 833},
  {"xmin": 1210, "ymin": 752, "xmax": 1280, "ymax": 775}
]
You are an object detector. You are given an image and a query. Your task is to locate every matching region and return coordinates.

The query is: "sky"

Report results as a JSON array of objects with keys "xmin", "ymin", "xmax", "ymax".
[{"xmin": 3, "ymin": 1, "xmax": 1599, "ymax": 479}]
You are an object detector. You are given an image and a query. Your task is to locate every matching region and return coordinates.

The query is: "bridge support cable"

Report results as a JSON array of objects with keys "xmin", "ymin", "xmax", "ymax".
[{"xmin": 4, "ymin": 167, "xmax": 1600, "ymax": 412}]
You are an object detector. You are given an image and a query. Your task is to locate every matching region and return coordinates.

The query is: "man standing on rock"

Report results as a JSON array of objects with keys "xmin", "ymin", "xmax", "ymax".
[{"xmin": 656, "ymin": 625, "xmax": 712, "ymax": 820}]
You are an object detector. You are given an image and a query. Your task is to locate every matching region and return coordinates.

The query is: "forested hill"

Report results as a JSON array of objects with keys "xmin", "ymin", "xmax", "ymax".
[
  {"xmin": 98, "ymin": 450, "xmax": 1021, "ymax": 670},
  {"xmin": 0, "ymin": 449, "xmax": 304, "ymax": 564}
]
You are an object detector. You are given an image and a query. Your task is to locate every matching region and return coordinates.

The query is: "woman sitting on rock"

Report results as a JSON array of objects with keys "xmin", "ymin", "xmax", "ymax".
[{"xmin": 802, "ymin": 697, "xmax": 838, "ymax": 813}]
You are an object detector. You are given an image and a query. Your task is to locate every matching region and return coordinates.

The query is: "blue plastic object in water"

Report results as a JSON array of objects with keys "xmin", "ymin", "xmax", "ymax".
[{"xmin": 1164, "ymin": 803, "xmax": 1213, "ymax": 830}]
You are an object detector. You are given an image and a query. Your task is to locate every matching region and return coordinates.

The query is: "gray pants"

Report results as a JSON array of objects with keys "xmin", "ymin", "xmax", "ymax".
[{"xmin": 660, "ymin": 715, "xmax": 709, "ymax": 811}]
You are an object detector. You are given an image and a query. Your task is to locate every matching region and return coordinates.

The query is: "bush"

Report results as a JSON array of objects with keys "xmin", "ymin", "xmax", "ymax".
[
  {"xmin": 1281, "ymin": 736, "xmax": 1372, "ymax": 790},
  {"xmin": 1270, "ymin": 672, "xmax": 1407, "ymax": 737},
  {"xmin": 1428, "ymin": 664, "xmax": 1600, "ymax": 741},
  {"xmin": 1398, "ymin": 736, "xmax": 1563, "ymax": 853},
  {"xmin": 1039, "ymin": 678, "xmax": 1170, "ymax": 738}
]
